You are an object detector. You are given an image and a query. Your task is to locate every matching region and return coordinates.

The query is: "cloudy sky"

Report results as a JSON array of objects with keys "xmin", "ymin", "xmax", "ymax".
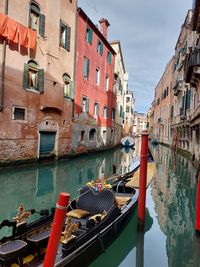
[{"xmin": 78, "ymin": 0, "xmax": 192, "ymax": 113}]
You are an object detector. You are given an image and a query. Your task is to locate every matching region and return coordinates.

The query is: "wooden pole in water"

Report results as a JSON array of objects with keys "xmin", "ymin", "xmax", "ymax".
[
  {"xmin": 43, "ymin": 192, "xmax": 70, "ymax": 267},
  {"xmin": 137, "ymin": 130, "xmax": 149, "ymax": 231},
  {"xmin": 195, "ymin": 176, "xmax": 200, "ymax": 232}
]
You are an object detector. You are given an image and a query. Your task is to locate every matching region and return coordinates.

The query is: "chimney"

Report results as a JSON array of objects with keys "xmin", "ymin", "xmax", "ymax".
[{"xmin": 99, "ymin": 18, "xmax": 110, "ymax": 39}]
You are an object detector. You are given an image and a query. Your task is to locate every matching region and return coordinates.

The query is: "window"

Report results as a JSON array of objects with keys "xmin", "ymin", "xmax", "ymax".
[
  {"xmin": 60, "ymin": 21, "xmax": 71, "ymax": 51},
  {"xmin": 96, "ymin": 68, "xmax": 100, "ymax": 85},
  {"xmin": 63, "ymin": 73, "xmax": 74, "ymax": 99},
  {"xmin": 86, "ymin": 27, "xmax": 93, "ymax": 44},
  {"xmin": 23, "ymin": 60, "xmax": 44, "ymax": 93},
  {"xmin": 106, "ymin": 75, "xmax": 109, "ymax": 91},
  {"xmin": 81, "ymin": 131, "xmax": 85, "ymax": 142},
  {"xmin": 103, "ymin": 106, "xmax": 108, "ymax": 118},
  {"xmin": 82, "ymin": 97, "xmax": 89, "ymax": 113},
  {"xmin": 83, "ymin": 57, "xmax": 90, "ymax": 79},
  {"xmin": 29, "ymin": 2, "xmax": 45, "ymax": 37},
  {"xmin": 107, "ymin": 51, "xmax": 112, "ymax": 64},
  {"xmin": 12, "ymin": 107, "xmax": 26, "ymax": 120},
  {"xmin": 126, "ymin": 106, "xmax": 130, "ymax": 113},
  {"xmin": 89, "ymin": 129, "xmax": 96, "ymax": 141},
  {"xmin": 103, "ymin": 130, "xmax": 106, "ymax": 140},
  {"xmin": 126, "ymin": 97, "xmax": 130, "ymax": 102},
  {"xmin": 94, "ymin": 102, "xmax": 99, "ymax": 117},
  {"xmin": 97, "ymin": 40, "xmax": 103, "ymax": 55},
  {"xmin": 112, "ymin": 108, "xmax": 116, "ymax": 120}
]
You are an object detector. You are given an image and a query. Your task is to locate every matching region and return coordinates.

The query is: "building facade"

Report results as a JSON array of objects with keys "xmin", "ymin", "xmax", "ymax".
[
  {"xmin": 133, "ymin": 112, "xmax": 147, "ymax": 136},
  {"xmin": 151, "ymin": 57, "xmax": 174, "ymax": 144},
  {"xmin": 124, "ymin": 89, "xmax": 135, "ymax": 135},
  {"xmin": 110, "ymin": 40, "xmax": 127, "ymax": 143},
  {"xmin": 0, "ymin": 0, "xmax": 77, "ymax": 163},
  {"xmin": 72, "ymin": 8, "xmax": 116, "ymax": 153},
  {"xmin": 150, "ymin": 4, "xmax": 200, "ymax": 166}
]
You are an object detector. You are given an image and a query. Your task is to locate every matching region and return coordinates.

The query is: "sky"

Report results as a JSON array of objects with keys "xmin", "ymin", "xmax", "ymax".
[{"xmin": 77, "ymin": 0, "xmax": 192, "ymax": 113}]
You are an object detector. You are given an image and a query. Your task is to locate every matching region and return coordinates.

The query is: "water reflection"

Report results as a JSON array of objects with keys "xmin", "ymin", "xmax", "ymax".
[
  {"xmin": 0, "ymin": 147, "xmax": 139, "ymax": 222},
  {"xmin": 150, "ymin": 144, "xmax": 197, "ymax": 267}
]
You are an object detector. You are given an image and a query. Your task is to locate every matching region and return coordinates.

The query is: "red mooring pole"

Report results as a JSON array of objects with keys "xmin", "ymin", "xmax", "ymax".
[
  {"xmin": 43, "ymin": 192, "xmax": 70, "ymax": 267},
  {"xmin": 137, "ymin": 130, "xmax": 149, "ymax": 231},
  {"xmin": 196, "ymin": 176, "xmax": 200, "ymax": 232}
]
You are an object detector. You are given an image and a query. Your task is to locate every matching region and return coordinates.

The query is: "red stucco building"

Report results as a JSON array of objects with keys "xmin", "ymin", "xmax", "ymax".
[{"xmin": 72, "ymin": 8, "xmax": 117, "ymax": 152}]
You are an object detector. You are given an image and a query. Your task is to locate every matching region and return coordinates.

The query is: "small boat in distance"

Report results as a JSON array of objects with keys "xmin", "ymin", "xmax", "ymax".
[{"xmin": 121, "ymin": 136, "xmax": 135, "ymax": 148}]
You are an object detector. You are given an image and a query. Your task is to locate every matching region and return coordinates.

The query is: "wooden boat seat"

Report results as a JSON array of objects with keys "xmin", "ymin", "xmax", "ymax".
[
  {"xmin": 26, "ymin": 227, "xmax": 51, "ymax": 246},
  {"xmin": 0, "ymin": 220, "xmax": 27, "ymax": 265},
  {"xmin": 77, "ymin": 187, "xmax": 116, "ymax": 215}
]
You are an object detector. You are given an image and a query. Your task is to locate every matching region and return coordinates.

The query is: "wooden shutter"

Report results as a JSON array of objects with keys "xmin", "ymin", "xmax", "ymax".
[
  {"xmin": 69, "ymin": 81, "xmax": 74, "ymax": 100},
  {"xmin": 89, "ymin": 28, "xmax": 93, "ymax": 44},
  {"xmin": 87, "ymin": 58, "xmax": 90, "ymax": 78},
  {"xmin": 186, "ymin": 90, "xmax": 191, "ymax": 109},
  {"xmin": 65, "ymin": 26, "xmax": 71, "ymax": 51},
  {"xmin": 38, "ymin": 69, "xmax": 44, "ymax": 93},
  {"xmin": 83, "ymin": 58, "xmax": 87, "ymax": 77},
  {"xmin": 39, "ymin": 14, "xmax": 45, "ymax": 37},
  {"xmin": 100, "ymin": 42, "xmax": 103, "ymax": 56},
  {"xmin": 23, "ymin": 63, "xmax": 29, "ymax": 89},
  {"xmin": 86, "ymin": 98, "xmax": 89, "ymax": 113}
]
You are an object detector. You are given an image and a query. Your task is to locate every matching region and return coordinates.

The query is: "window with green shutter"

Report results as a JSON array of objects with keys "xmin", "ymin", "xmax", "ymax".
[
  {"xmin": 29, "ymin": 3, "xmax": 45, "ymax": 37},
  {"xmin": 107, "ymin": 51, "xmax": 112, "ymax": 64},
  {"xmin": 86, "ymin": 27, "xmax": 93, "ymax": 45},
  {"xmin": 60, "ymin": 21, "xmax": 71, "ymax": 51},
  {"xmin": 186, "ymin": 90, "xmax": 191, "ymax": 109},
  {"xmin": 83, "ymin": 57, "xmax": 90, "ymax": 79},
  {"xmin": 23, "ymin": 60, "xmax": 44, "ymax": 93},
  {"xmin": 97, "ymin": 40, "xmax": 103, "ymax": 56},
  {"xmin": 63, "ymin": 73, "xmax": 74, "ymax": 99}
]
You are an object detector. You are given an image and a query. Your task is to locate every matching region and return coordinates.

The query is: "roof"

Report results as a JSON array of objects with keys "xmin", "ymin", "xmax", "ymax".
[{"xmin": 77, "ymin": 8, "xmax": 116, "ymax": 56}]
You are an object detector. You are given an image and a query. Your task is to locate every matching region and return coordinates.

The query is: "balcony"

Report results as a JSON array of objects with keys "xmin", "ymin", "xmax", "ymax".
[
  {"xmin": 185, "ymin": 48, "xmax": 200, "ymax": 83},
  {"xmin": 192, "ymin": 0, "xmax": 200, "ymax": 32},
  {"xmin": 173, "ymin": 80, "xmax": 183, "ymax": 96}
]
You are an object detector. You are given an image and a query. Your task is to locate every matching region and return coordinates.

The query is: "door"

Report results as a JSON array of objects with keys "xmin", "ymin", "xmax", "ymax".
[{"xmin": 39, "ymin": 132, "xmax": 56, "ymax": 157}]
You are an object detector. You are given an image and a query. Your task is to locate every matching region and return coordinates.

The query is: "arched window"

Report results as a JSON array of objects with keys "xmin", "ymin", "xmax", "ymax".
[
  {"xmin": 23, "ymin": 60, "xmax": 44, "ymax": 93},
  {"xmin": 29, "ymin": 2, "xmax": 45, "ymax": 37},
  {"xmin": 29, "ymin": 3, "xmax": 40, "ymax": 31},
  {"xmin": 89, "ymin": 129, "xmax": 96, "ymax": 141},
  {"xmin": 63, "ymin": 73, "xmax": 71, "ymax": 98}
]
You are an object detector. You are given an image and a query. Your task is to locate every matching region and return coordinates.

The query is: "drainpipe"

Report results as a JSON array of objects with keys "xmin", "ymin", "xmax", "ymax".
[{"xmin": 0, "ymin": 0, "xmax": 8, "ymax": 111}]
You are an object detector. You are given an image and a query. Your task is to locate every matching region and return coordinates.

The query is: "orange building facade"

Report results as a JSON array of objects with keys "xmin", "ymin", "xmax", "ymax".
[{"xmin": 0, "ymin": 0, "xmax": 77, "ymax": 164}]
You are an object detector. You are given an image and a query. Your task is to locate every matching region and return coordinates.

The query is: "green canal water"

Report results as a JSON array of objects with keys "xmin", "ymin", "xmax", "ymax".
[{"xmin": 0, "ymin": 141, "xmax": 198, "ymax": 267}]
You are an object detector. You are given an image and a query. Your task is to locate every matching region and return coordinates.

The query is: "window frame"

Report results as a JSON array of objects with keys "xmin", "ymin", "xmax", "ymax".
[
  {"xmin": 96, "ymin": 67, "xmax": 100, "ymax": 86},
  {"xmin": 23, "ymin": 60, "xmax": 44, "ymax": 93},
  {"xmin": 82, "ymin": 96, "xmax": 89, "ymax": 113},
  {"xmin": 94, "ymin": 102, "xmax": 99, "ymax": 117},
  {"xmin": 60, "ymin": 20, "xmax": 71, "ymax": 51},
  {"xmin": 106, "ymin": 75, "xmax": 109, "ymax": 91},
  {"xmin": 12, "ymin": 106, "xmax": 27, "ymax": 121},
  {"xmin": 86, "ymin": 27, "xmax": 93, "ymax": 45},
  {"xmin": 83, "ymin": 57, "xmax": 90, "ymax": 80}
]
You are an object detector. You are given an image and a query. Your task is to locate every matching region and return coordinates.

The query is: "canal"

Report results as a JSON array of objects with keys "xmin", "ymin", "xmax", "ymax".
[{"xmin": 0, "ymin": 140, "xmax": 198, "ymax": 267}]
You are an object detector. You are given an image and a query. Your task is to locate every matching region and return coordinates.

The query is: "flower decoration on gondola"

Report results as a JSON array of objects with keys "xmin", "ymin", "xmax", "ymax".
[{"xmin": 86, "ymin": 178, "xmax": 112, "ymax": 192}]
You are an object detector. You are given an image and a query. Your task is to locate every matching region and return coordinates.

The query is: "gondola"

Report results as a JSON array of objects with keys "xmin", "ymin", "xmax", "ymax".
[{"xmin": 0, "ymin": 155, "xmax": 155, "ymax": 267}]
